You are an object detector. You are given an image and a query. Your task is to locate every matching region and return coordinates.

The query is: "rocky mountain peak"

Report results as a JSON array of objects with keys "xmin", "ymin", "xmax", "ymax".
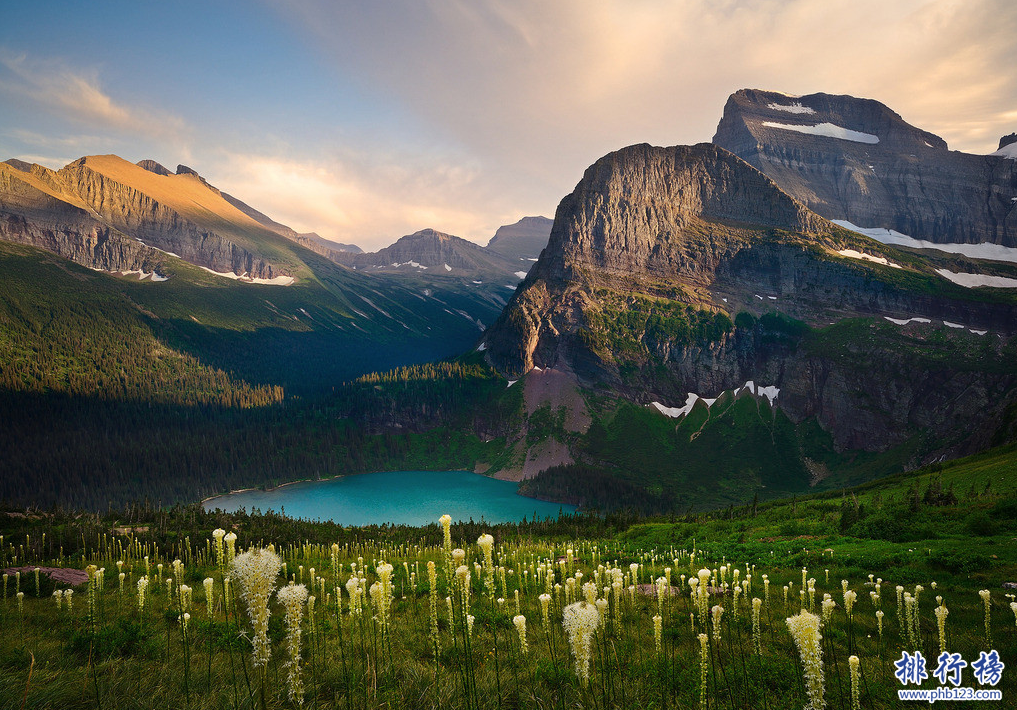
[
  {"xmin": 532, "ymin": 142, "xmax": 825, "ymax": 283},
  {"xmin": 137, "ymin": 159, "xmax": 172, "ymax": 176},
  {"xmin": 713, "ymin": 89, "xmax": 1017, "ymax": 246},
  {"xmin": 487, "ymin": 216, "xmax": 553, "ymax": 260},
  {"xmin": 1000, "ymin": 133, "xmax": 1017, "ymax": 150}
]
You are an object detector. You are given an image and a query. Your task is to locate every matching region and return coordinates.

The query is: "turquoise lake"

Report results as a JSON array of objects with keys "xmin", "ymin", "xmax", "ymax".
[{"xmin": 202, "ymin": 470, "xmax": 574, "ymax": 526}]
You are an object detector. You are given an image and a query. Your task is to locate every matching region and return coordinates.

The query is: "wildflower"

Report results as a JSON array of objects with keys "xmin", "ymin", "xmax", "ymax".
[
  {"xmin": 223, "ymin": 532, "xmax": 237, "ymax": 568},
  {"xmin": 231, "ymin": 548, "xmax": 282, "ymax": 667},
  {"xmin": 179, "ymin": 584, "xmax": 192, "ymax": 612},
  {"xmin": 181, "ymin": 611, "xmax": 191, "ymax": 637},
  {"xmin": 752, "ymin": 597, "xmax": 763, "ymax": 655},
  {"xmin": 698, "ymin": 633, "xmax": 710, "ymax": 709},
  {"xmin": 596, "ymin": 598, "xmax": 608, "ymax": 628},
  {"xmin": 466, "ymin": 614, "xmax": 475, "ymax": 638},
  {"xmin": 583, "ymin": 581, "xmax": 597, "ymax": 605},
  {"xmin": 64, "ymin": 588, "xmax": 73, "ymax": 611},
  {"xmin": 477, "ymin": 534, "xmax": 496, "ymax": 598},
  {"xmin": 53, "ymin": 589, "xmax": 63, "ymax": 610},
  {"xmin": 711, "ymin": 604, "xmax": 724, "ymax": 643},
  {"xmin": 653, "ymin": 614, "xmax": 662, "ymax": 654},
  {"xmin": 137, "ymin": 577, "xmax": 148, "ymax": 611},
  {"xmin": 849, "ymin": 655, "xmax": 860, "ymax": 710},
  {"xmin": 539, "ymin": 593, "xmax": 551, "ymax": 627},
  {"xmin": 17, "ymin": 591, "xmax": 24, "ymax": 617},
  {"xmin": 979, "ymin": 589, "xmax": 991, "ymax": 645},
  {"xmin": 277, "ymin": 584, "xmax": 309, "ymax": 705},
  {"xmin": 935, "ymin": 604, "xmax": 948, "ymax": 654},
  {"xmin": 345, "ymin": 576, "xmax": 361, "ymax": 615},
  {"xmin": 563, "ymin": 601, "xmax": 600, "ymax": 685},
  {"xmin": 1010, "ymin": 601, "xmax": 1017, "ymax": 628},
  {"xmin": 440, "ymin": 514, "xmax": 453, "ymax": 575},
  {"xmin": 843, "ymin": 589, "xmax": 857, "ymax": 618},
  {"xmin": 376, "ymin": 562, "xmax": 394, "ymax": 632},
  {"xmin": 204, "ymin": 577, "xmax": 214, "ymax": 616},
  {"xmin": 787, "ymin": 610, "xmax": 824, "ymax": 710},
  {"xmin": 427, "ymin": 561, "xmax": 440, "ymax": 654},
  {"xmin": 212, "ymin": 529, "xmax": 226, "ymax": 572},
  {"xmin": 876, "ymin": 610, "xmax": 884, "ymax": 638},
  {"xmin": 513, "ymin": 614, "xmax": 528, "ymax": 655},
  {"xmin": 821, "ymin": 595, "xmax": 836, "ymax": 625}
]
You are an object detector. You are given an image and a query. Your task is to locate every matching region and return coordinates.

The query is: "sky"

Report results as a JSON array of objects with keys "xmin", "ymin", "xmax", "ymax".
[{"xmin": 1, "ymin": 0, "xmax": 1015, "ymax": 251}]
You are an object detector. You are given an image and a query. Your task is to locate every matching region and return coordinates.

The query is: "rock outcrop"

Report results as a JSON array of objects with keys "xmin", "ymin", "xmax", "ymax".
[{"xmin": 712, "ymin": 89, "xmax": 1017, "ymax": 246}]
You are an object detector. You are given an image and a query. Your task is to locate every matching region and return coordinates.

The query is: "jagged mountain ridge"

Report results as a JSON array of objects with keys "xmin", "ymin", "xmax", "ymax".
[
  {"xmin": 482, "ymin": 141, "xmax": 1017, "ymax": 463},
  {"xmin": 712, "ymin": 88, "xmax": 1017, "ymax": 246}
]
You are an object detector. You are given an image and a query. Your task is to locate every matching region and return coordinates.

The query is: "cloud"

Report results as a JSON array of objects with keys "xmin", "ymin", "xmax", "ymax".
[
  {"xmin": 273, "ymin": 0, "xmax": 1017, "ymax": 182},
  {"xmin": 0, "ymin": 49, "xmax": 188, "ymax": 144},
  {"xmin": 210, "ymin": 147, "xmax": 528, "ymax": 250}
]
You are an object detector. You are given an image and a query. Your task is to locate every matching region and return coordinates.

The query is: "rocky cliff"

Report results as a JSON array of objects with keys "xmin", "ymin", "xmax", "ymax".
[
  {"xmin": 712, "ymin": 89, "xmax": 1017, "ymax": 246},
  {"xmin": 0, "ymin": 155, "xmax": 314, "ymax": 280},
  {"xmin": 482, "ymin": 141, "xmax": 1017, "ymax": 460}
]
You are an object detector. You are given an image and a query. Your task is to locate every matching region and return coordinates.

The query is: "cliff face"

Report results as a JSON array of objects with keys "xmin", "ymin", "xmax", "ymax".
[
  {"xmin": 712, "ymin": 89, "xmax": 1017, "ymax": 246},
  {"xmin": 482, "ymin": 141, "xmax": 1017, "ymax": 458},
  {"xmin": 0, "ymin": 156, "xmax": 304, "ymax": 280}
]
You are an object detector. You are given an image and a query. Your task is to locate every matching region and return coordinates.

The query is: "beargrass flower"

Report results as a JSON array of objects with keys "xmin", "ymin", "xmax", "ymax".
[
  {"xmin": 653, "ymin": 614, "xmax": 662, "ymax": 654},
  {"xmin": 563, "ymin": 601, "xmax": 600, "ymax": 686},
  {"xmin": 53, "ymin": 589, "xmax": 62, "ymax": 610},
  {"xmin": 752, "ymin": 597, "xmax": 763, "ymax": 655},
  {"xmin": 204, "ymin": 577, "xmax": 214, "ymax": 616},
  {"xmin": 935, "ymin": 604, "xmax": 948, "ymax": 654},
  {"xmin": 711, "ymin": 605, "xmax": 724, "ymax": 643},
  {"xmin": 787, "ymin": 610, "xmax": 825, "ymax": 710},
  {"xmin": 876, "ymin": 610, "xmax": 884, "ymax": 638},
  {"xmin": 277, "ymin": 583, "xmax": 309, "ymax": 705},
  {"xmin": 980, "ymin": 589, "xmax": 991, "ymax": 645},
  {"xmin": 137, "ymin": 577, "xmax": 147, "ymax": 611},
  {"xmin": 849, "ymin": 655, "xmax": 860, "ymax": 710},
  {"xmin": 231, "ymin": 548, "xmax": 282, "ymax": 667},
  {"xmin": 698, "ymin": 633, "xmax": 710, "ymax": 709},
  {"xmin": 514, "ymin": 614, "xmax": 528, "ymax": 655},
  {"xmin": 428, "ymin": 561, "xmax": 440, "ymax": 654},
  {"xmin": 539, "ymin": 593, "xmax": 551, "ymax": 627}
]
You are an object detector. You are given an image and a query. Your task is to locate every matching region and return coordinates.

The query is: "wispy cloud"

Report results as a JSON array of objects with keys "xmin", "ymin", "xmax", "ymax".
[
  {"xmin": 210, "ymin": 148, "xmax": 525, "ymax": 250},
  {"xmin": 0, "ymin": 49, "xmax": 188, "ymax": 143}
]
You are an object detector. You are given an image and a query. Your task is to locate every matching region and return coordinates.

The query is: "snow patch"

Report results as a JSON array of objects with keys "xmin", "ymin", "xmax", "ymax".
[
  {"xmin": 506, "ymin": 380, "xmax": 517, "ymax": 388},
  {"xmin": 991, "ymin": 142, "xmax": 1017, "ymax": 159},
  {"xmin": 884, "ymin": 317, "xmax": 932, "ymax": 325},
  {"xmin": 762, "ymin": 121, "xmax": 879, "ymax": 144},
  {"xmin": 391, "ymin": 261, "xmax": 427, "ymax": 269},
  {"xmin": 198, "ymin": 267, "xmax": 294, "ymax": 286},
  {"xmin": 514, "ymin": 271, "xmax": 528, "ymax": 279},
  {"xmin": 935, "ymin": 269, "xmax": 1017, "ymax": 289},
  {"xmin": 444, "ymin": 263, "xmax": 452, "ymax": 272},
  {"xmin": 833, "ymin": 220, "xmax": 1017, "ymax": 264},
  {"xmin": 767, "ymin": 101, "xmax": 815, "ymax": 115},
  {"xmin": 472, "ymin": 280, "xmax": 483, "ymax": 284},
  {"xmin": 505, "ymin": 284, "xmax": 516, "ymax": 289},
  {"xmin": 943, "ymin": 321, "xmax": 964, "ymax": 329},
  {"xmin": 970, "ymin": 329, "xmax": 987, "ymax": 335},
  {"xmin": 358, "ymin": 296, "xmax": 391, "ymax": 318},
  {"xmin": 836, "ymin": 248, "xmax": 902, "ymax": 269},
  {"xmin": 476, "ymin": 342, "xmax": 487, "ymax": 352},
  {"xmin": 651, "ymin": 380, "xmax": 780, "ymax": 419}
]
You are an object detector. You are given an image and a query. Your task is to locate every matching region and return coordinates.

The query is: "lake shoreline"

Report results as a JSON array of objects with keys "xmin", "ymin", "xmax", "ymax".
[{"xmin": 200, "ymin": 469, "xmax": 574, "ymax": 525}]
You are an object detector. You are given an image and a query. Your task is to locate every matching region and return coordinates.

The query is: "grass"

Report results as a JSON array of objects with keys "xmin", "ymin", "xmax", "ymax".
[{"xmin": 1, "ymin": 442, "xmax": 1016, "ymax": 709}]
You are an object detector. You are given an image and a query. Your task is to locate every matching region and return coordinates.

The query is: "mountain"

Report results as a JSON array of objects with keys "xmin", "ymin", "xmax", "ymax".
[
  {"xmin": 712, "ymin": 89, "xmax": 1017, "ymax": 247},
  {"xmin": 330, "ymin": 227, "xmax": 537, "ymax": 328},
  {"xmin": 486, "ymin": 216, "xmax": 553, "ymax": 260},
  {"xmin": 0, "ymin": 155, "xmax": 506, "ymax": 392},
  {"xmin": 481, "ymin": 142, "xmax": 1017, "ymax": 495}
]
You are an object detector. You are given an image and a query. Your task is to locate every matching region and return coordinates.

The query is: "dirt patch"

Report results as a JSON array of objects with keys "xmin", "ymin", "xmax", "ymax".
[
  {"xmin": 523, "ymin": 367, "xmax": 591, "ymax": 432},
  {"xmin": 4, "ymin": 566, "xmax": 89, "ymax": 587}
]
